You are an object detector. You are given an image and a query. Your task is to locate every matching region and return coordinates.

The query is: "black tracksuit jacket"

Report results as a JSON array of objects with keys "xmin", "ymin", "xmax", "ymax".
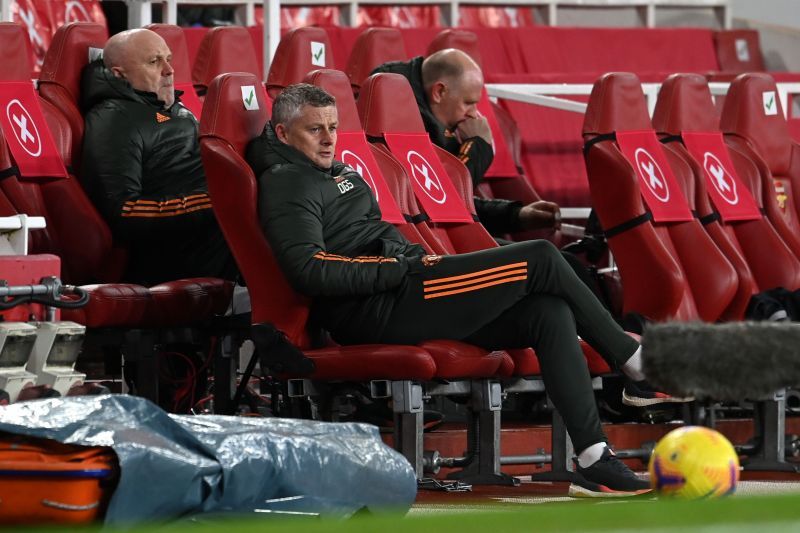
[
  {"xmin": 371, "ymin": 56, "xmax": 524, "ymax": 235},
  {"xmin": 247, "ymin": 125, "xmax": 426, "ymax": 337},
  {"xmin": 80, "ymin": 60, "xmax": 235, "ymax": 285}
]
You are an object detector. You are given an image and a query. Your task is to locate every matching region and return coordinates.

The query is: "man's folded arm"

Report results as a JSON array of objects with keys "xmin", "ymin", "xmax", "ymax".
[{"xmin": 259, "ymin": 176, "xmax": 410, "ymax": 297}]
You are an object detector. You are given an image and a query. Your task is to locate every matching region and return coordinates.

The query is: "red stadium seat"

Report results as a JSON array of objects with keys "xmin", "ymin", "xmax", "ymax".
[
  {"xmin": 714, "ymin": 29, "xmax": 766, "ymax": 73},
  {"xmin": 345, "ymin": 27, "xmax": 407, "ymax": 95},
  {"xmin": 145, "ymin": 23, "xmax": 204, "ymax": 118},
  {"xmin": 265, "ymin": 26, "xmax": 333, "ymax": 98},
  {"xmin": 653, "ymin": 73, "xmax": 800, "ymax": 294},
  {"xmin": 583, "ymin": 72, "xmax": 739, "ymax": 322},
  {"xmin": 720, "ymin": 73, "xmax": 800, "ymax": 261},
  {"xmin": 192, "ymin": 26, "xmax": 262, "ymax": 96}
]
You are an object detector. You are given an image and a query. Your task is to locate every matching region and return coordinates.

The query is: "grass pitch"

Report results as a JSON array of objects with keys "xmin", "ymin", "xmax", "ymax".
[{"xmin": 33, "ymin": 492, "xmax": 795, "ymax": 533}]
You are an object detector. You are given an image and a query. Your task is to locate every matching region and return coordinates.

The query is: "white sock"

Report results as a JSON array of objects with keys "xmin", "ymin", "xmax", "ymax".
[
  {"xmin": 577, "ymin": 442, "xmax": 607, "ymax": 468},
  {"xmin": 621, "ymin": 345, "xmax": 645, "ymax": 382}
]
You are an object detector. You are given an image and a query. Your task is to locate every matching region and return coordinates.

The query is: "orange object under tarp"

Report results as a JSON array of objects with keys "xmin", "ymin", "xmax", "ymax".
[{"xmin": 0, "ymin": 435, "xmax": 118, "ymax": 525}]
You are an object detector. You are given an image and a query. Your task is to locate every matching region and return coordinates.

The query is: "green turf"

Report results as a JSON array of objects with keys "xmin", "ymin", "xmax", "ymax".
[{"xmin": 15, "ymin": 493, "xmax": 800, "ymax": 533}]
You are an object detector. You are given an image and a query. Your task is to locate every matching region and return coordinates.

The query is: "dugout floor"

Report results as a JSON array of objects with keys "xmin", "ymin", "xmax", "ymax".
[{"xmin": 409, "ymin": 416, "xmax": 800, "ymax": 512}]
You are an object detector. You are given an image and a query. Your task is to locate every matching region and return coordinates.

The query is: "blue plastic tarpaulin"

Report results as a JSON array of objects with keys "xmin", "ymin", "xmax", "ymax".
[{"xmin": 0, "ymin": 394, "xmax": 416, "ymax": 524}]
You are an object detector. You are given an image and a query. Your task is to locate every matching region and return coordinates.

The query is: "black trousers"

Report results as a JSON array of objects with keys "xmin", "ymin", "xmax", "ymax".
[{"xmin": 350, "ymin": 240, "xmax": 638, "ymax": 454}]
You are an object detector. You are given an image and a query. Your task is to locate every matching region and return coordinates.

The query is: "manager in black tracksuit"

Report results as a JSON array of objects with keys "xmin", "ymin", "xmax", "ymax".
[
  {"xmin": 248, "ymin": 84, "xmax": 656, "ymax": 496},
  {"xmin": 81, "ymin": 29, "xmax": 235, "ymax": 285}
]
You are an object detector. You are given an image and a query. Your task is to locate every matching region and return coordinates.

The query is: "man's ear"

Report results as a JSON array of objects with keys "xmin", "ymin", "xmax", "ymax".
[
  {"xmin": 274, "ymin": 123, "xmax": 289, "ymax": 143},
  {"xmin": 110, "ymin": 66, "xmax": 125, "ymax": 79},
  {"xmin": 429, "ymin": 81, "xmax": 447, "ymax": 104}
]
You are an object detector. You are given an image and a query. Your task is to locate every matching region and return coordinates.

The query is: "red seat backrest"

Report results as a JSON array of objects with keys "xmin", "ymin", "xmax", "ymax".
[
  {"xmin": 199, "ymin": 73, "xmax": 310, "ymax": 346},
  {"xmin": 192, "ymin": 26, "xmax": 261, "ymax": 94},
  {"xmin": 720, "ymin": 73, "xmax": 800, "ymax": 260},
  {"xmin": 345, "ymin": 27, "xmax": 407, "ymax": 95},
  {"xmin": 583, "ymin": 72, "xmax": 738, "ymax": 322},
  {"xmin": 714, "ymin": 30, "xmax": 766, "ymax": 72},
  {"xmin": 427, "ymin": 29, "xmax": 482, "ymax": 68},
  {"xmin": 265, "ymin": 27, "xmax": 332, "ymax": 98},
  {"xmin": 38, "ymin": 22, "xmax": 107, "ymax": 172}
]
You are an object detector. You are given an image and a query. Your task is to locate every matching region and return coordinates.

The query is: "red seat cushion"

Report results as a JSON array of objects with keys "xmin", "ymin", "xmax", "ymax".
[
  {"xmin": 579, "ymin": 340, "xmax": 612, "ymax": 375},
  {"xmin": 62, "ymin": 284, "xmax": 151, "ymax": 328},
  {"xmin": 507, "ymin": 348, "xmax": 541, "ymax": 376},
  {"xmin": 297, "ymin": 345, "xmax": 437, "ymax": 381},
  {"xmin": 496, "ymin": 351, "xmax": 515, "ymax": 377},
  {"xmin": 146, "ymin": 279, "xmax": 233, "ymax": 326},
  {"xmin": 419, "ymin": 340, "xmax": 501, "ymax": 378}
]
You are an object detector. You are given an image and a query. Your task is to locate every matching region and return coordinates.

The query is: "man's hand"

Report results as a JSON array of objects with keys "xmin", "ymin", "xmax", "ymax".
[
  {"xmin": 518, "ymin": 201, "xmax": 562, "ymax": 231},
  {"xmin": 456, "ymin": 116, "xmax": 493, "ymax": 146}
]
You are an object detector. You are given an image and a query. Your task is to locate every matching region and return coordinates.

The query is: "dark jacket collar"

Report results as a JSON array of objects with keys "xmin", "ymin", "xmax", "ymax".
[
  {"xmin": 248, "ymin": 122, "xmax": 348, "ymax": 178},
  {"xmin": 80, "ymin": 59, "xmax": 183, "ymax": 113}
]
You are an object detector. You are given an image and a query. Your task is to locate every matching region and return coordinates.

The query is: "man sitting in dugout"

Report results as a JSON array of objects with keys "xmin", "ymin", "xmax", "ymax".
[
  {"xmin": 247, "ymin": 83, "xmax": 689, "ymax": 497},
  {"xmin": 372, "ymin": 48, "xmax": 560, "ymax": 236},
  {"xmin": 81, "ymin": 29, "xmax": 236, "ymax": 285}
]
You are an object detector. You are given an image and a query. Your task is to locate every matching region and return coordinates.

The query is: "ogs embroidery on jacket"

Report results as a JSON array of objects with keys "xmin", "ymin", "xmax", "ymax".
[{"xmin": 334, "ymin": 175, "xmax": 354, "ymax": 194}]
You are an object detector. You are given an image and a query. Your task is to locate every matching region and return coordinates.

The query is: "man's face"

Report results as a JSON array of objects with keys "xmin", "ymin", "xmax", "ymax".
[
  {"xmin": 430, "ymin": 69, "xmax": 483, "ymax": 130},
  {"xmin": 111, "ymin": 31, "xmax": 175, "ymax": 108},
  {"xmin": 276, "ymin": 105, "xmax": 338, "ymax": 169}
]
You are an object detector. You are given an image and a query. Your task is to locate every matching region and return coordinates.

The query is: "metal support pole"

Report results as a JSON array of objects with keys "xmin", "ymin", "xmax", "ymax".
[
  {"xmin": 262, "ymin": 0, "xmax": 280, "ymax": 80},
  {"xmin": 126, "ymin": 0, "xmax": 152, "ymax": 28},
  {"xmin": 392, "ymin": 380, "xmax": 424, "ymax": 478},
  {"xmin": 745, "ymin": 390, "xmax": 799, "ymax": 472},
  {"xmin": 448, "ymin": 380, "xmax": 519, "ymax": 485}
]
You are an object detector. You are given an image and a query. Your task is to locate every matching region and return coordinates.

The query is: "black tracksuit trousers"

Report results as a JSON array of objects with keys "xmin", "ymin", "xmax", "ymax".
[{"xmin": 372, "ymin": 240, "xmax": 638, "ymax": 454}]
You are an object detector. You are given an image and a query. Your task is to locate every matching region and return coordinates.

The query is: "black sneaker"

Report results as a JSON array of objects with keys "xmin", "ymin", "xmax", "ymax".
[
  {"xmin": 622, "ymin": 379, "xmax": 694, "ymax": 407},
  {"xmin": 569, "ymin": 448, "xmax": 652, "ymax": 498}
]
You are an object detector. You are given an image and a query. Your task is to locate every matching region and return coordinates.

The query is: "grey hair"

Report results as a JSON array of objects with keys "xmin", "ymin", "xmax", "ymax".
[{"xmin": 271, "ymin": 83, "xmax": 336, "ymax": 127}]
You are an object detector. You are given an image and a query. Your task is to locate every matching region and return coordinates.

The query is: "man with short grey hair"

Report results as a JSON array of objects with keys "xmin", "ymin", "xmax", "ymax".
[{"xmin": 248, "ymin": 83, "xmax": 677, "ymax": 498}]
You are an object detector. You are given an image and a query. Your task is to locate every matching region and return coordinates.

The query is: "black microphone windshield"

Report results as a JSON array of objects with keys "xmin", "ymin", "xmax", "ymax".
[{"xmin": 642, "ymin": 321, "xmax": 800, "ymax": 400}]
